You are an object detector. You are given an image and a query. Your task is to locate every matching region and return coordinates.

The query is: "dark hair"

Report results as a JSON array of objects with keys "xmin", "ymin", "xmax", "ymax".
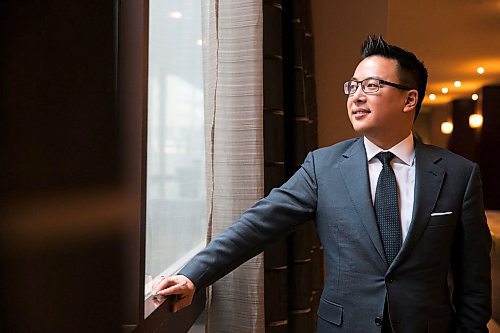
[{"xmin": 361, "ymin": 35, "xmax": 428, "ymax": 118}]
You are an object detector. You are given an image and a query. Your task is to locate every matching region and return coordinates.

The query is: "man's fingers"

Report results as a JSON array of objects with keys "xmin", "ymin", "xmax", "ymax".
[
  {"xmin": 151, "ymin": 275, "xmax": 195, "ymax": 298},
  {"xmin": 155, "ymin": 281, "xmax": 189, "ymax": 296},
  {"xmin": 150, "ymin": 275, "xmax": 196, "ymax": 313},
  {"xmin": 152, "ymin": 276, "xmax": 184, "ymax": 294}
]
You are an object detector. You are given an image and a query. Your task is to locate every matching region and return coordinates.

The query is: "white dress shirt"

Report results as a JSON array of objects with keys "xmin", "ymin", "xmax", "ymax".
[{"xmin": 364, "ymin": 133, "xmax": 415, "ymax": 242}]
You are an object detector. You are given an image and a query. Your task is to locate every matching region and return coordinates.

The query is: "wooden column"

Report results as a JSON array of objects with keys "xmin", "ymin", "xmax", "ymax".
[
  {"xmin": 263, "ymin": 0, "xmax": 323, "ymax": 332},
  {"xmin": 477, "ymin": 85, "xmax": 500, "ymax": 209},
  {"xmin": 263, "ymin": 1, "xmax": 289, "ymax": 332},
  {"xmin": 447, "ymin": 99, "xmax": 478, "ymax": 162}
]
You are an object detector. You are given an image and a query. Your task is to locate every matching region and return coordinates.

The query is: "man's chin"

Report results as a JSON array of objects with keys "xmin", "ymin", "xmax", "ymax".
[{"xmin": 350, "ymin": 124, "xmax": 368, "ymax": 136}]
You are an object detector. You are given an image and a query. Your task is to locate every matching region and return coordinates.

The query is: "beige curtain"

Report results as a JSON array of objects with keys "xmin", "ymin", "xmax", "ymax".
[{"xmin": 202, "ymin": 0, "xmax": 264, "ymax": 332}]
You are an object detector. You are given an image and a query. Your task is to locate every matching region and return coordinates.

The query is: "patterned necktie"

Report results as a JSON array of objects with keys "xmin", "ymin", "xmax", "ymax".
[{"xmin": 374, "ymin": 152, "xmax": 402, "ymax": 265}]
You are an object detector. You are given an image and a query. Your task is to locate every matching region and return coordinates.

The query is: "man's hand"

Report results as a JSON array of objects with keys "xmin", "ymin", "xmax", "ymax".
[{"xmin": 151, "ymin": 275, "xmax": 196, "ymax": 313}]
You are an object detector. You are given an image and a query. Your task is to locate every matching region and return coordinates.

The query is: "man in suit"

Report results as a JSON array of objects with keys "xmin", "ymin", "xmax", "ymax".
[{"xmin": 152, "ymin": 36, "xmax": 492, "ymax": 332}]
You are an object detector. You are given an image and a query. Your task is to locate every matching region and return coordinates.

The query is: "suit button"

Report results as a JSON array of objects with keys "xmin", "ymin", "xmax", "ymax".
[
  {"xmin": 375, "ymin": 317, "xmax": 383, "ymax": 326},
  {"xmin": 386, "ymin": 275, "xmax": 394, "ymax": 283}
]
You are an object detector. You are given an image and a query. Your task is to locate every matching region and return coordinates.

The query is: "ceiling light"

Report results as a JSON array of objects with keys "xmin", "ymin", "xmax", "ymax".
[
  {"xmin": 429, "ymin": 94, "xmax": 436, "ymax": 100},
  {"xmin": 169, "ymin": 11, "xmax": 182, "ymax": 19},
  {"xmin": 441, "ymin": 87, "xmax": 449, "ymax": 94},
  {"xmin": 477, "ymin": 67, "xmax": 485, "ymax": 74},
  {"xmin": 441, "ymin": 121, "xmax": 453, "ymax": 135},
  {"xmin": 472, "ymin": 93, "xmax": 479, "ymax": 101},
  {"xmin": 469, "ymin": 114, "xmax": 483, "ymax": 129},
  {"xmin": 197, "ymin": 39, "xmax": 203, "ymax": 46},
  {"xmin": 453, "ymin": 81, "xmax": 462, "ymax": 88}
]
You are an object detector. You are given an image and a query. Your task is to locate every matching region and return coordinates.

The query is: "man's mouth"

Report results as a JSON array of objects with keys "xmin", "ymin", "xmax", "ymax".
[{"xmin": 352, "ymin": 108, "xmax": 370, "ymax": 116}]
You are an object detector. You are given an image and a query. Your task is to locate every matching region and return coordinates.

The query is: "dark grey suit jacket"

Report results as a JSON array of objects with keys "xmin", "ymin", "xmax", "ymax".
[{"xmin": 180, "ymin": 137, "xmax": 492, "ymax": 333}]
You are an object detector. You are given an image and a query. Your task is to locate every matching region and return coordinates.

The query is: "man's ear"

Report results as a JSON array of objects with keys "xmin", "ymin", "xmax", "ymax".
[{"xmin": 403, "ymin": 90, "xmax": 418, "ymax": 113}]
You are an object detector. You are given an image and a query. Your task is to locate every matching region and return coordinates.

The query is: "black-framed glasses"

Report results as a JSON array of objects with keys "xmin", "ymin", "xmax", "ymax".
[{"xmin": 343, "ymin": 78, "xmax": 412, "ymax": 95}]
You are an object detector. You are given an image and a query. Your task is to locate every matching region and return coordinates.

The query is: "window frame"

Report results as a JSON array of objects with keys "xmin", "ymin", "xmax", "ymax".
[{"xmin": 119, "ymin": 0, "xmax": 205, "ymax": 331}]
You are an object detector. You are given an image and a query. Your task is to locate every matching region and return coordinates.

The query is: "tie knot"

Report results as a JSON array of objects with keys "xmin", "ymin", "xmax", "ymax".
[{"xmin": 376, "ymin": 151, "xmax": 395, "ymax": 166}]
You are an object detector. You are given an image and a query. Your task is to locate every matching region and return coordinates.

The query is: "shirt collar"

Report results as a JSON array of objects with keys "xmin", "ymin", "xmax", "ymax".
[{"xmin": 364, "ymin": 133, "xmax": 415, "ymax": 166}]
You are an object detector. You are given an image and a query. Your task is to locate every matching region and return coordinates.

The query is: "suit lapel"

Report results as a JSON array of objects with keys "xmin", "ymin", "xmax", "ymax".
[
  {"xmin": 389, "ymin": 140, "xmax": 445, "ymax": 271},
  {"xmin": 339, "ymin": 138, "xmax": 387, "ymax": 265}
]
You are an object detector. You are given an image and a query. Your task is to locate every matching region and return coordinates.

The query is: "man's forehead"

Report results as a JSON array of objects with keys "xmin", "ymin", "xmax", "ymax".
[{"xmin": 352, "ymin": 56, "xmax": 398, "ymax": 79}]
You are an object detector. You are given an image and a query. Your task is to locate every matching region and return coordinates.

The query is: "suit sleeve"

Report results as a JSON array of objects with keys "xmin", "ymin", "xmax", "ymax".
[
  {"xmin": 178, "ymin": 152, "xmax": 319, "ymax": 289},
  {"xmin": 452, "ymin": 163, "xmax": 492, "ymax": 332}
]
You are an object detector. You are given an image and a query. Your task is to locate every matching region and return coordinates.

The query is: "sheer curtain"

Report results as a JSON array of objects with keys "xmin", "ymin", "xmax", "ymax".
[{"xmin": 201, "ymin": 1, "xmax": 264, "ymax": 332}]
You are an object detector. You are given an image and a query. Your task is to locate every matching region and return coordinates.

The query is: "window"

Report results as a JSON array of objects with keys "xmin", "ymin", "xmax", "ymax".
[
  {"xmin": 119, "ymin": 0, "xmax": 207, "ymax": 330},
  {"xmin": 144, "ymin": 0, "xmax": 206, "ymax": 300}
]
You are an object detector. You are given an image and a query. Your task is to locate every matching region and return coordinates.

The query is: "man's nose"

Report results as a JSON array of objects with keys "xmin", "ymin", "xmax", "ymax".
[{"xmin": 352, "ymin": 83, "xmax": 366, "ymax": 101}]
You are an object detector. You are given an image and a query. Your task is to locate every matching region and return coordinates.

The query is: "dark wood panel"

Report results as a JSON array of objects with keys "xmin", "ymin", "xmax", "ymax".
[
  {"xmin": 0, "ymin": 1, "xmax": 126, "ymax": 332},
  {"xmin": 448, "ymin": 99, "xmax": 477, "ymax": 162},
  {"xmin": 478, "ymin": 85, "xmax": 500, "ymax": 210}
]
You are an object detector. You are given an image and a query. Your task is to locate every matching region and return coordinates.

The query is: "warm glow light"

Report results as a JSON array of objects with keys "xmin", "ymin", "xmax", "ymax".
[
  {"xmin": 441, "ymin": 121, "xmax": 453, "ymax": 134},
  {"xmin": 429, "ymin": 93, "xmax": 436, "ymax": 101},
  {"xmin": 477, "ymin": 67, "xmax": 485, "ymax": 74},
  {"xmin": 472, "ymin": 93, "xmax": 479, "ymax": 101},
  {"xmin": 441, "ymin": 87, "xmax": 449, "ymax": 94},
  {"xmin": 169, "ymin": 11, "xmax": 182, "ymax": 19},
  {"xmin": 197, "ymin": 39, "xmax": 203, "ymax": 46},
  {"xmin": 454, "ymin": 81, "xmax": 462, "ymax": 88},
  {"xmin": 469, "ymin": 114, "xmax": 483, "ymax": 129}
]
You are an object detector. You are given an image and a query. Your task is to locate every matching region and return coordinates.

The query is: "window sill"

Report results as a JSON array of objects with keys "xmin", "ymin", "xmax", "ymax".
[{"xmin": 129, "ymin": 288, "xmax": 205, "ymax": 332}]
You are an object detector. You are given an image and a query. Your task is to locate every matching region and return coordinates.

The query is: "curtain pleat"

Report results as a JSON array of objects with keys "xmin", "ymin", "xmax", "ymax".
[{"xmin": 202, "ymin": 1, "xmax": 265, "ymax": 332}]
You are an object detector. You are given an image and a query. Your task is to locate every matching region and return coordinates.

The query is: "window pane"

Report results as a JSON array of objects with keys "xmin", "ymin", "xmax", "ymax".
[{"xmin": 145, "ymin": 0, "xmax": 206, "ymax": 298}]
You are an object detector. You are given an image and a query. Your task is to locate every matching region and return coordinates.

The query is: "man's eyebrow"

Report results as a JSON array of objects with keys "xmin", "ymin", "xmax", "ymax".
[{"xmin": 350, "ymin": 76, "xmax": 383, "ymax": 81}]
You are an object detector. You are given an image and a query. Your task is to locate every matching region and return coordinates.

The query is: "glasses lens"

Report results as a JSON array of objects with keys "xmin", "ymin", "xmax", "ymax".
[
  {"xmin": 345, "ymin": 80, "xmax": 357, "ymax": 94},
  {"xmin": 362, "ymin": 79, "xmax": 380, "ymax": 93},
  {"xmin": 344, "ymin": 81, "xmax": 351, "ymax": 95}
]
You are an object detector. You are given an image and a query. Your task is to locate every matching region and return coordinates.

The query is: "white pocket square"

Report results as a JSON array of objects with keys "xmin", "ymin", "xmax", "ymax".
[{"xmin": 430, "ymin": 211, "xmax": 453, "ymax": 216}]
